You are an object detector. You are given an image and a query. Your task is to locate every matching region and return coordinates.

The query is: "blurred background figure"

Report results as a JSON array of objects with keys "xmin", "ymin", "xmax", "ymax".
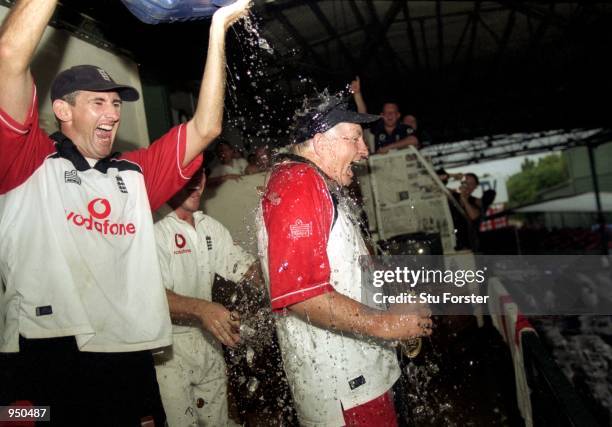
[
  {"xmin": 244, "ymin": 145, "xmax": 271, "ymax": 175},
  {"xmin": 209, "ymin": 141, "xmax": 248, "ymax": 185}
]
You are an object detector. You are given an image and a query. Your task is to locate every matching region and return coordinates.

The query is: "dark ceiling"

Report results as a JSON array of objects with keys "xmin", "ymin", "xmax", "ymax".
[{"xmin": 8, "ymin": 0, "xmax": 612, "ymax": 145}]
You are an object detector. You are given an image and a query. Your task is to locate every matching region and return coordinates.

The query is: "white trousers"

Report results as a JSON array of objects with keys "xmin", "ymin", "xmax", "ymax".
[{"xmin": 155, "ymin": 329, "xmax": 239, "ymax": 427}]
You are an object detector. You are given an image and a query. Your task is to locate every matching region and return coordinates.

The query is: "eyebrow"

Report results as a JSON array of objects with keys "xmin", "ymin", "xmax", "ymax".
[{"xmin": 89, "ymin": 96, "xmax": 123, "ymax": 104}]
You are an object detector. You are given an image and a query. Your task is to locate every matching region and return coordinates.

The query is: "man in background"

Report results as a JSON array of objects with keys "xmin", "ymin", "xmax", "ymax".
[{"xmin": 155, "ymin": 166, "xmax": 260, "ymax": 426}]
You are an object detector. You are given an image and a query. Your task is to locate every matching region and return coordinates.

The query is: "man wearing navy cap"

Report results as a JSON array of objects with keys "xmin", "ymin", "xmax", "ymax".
[
  {"xmin": 0, "ymin": 0, "xmax": 250, "ymax": 425},
  {"xmin": 257, "ymin": 96, "xmax": 433, "ymax": 426}
]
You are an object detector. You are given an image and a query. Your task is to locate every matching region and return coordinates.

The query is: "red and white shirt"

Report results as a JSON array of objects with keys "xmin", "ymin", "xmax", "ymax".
[
  {"xmin": 0, "ymin": 86, "xmax": 203, "ymax": 352},
  {"xmin": 258, "ymin": 161, "xmax": 400, "ymax": 426}
]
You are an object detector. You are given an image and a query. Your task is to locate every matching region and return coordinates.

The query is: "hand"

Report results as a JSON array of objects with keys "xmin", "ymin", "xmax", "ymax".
[
  {"xmin": 398, "ymin": 307, "xmax": 433, "ymax": 339},
  {"xmin": 198, "ymin": 301, "xmax": 241, "ymax": 347},
  {"xmin": 212, "ymin": 0, "xmax": 251, "ymax": 30},
  {"xmin": 350, "ymin": 76, "xmax": 361, "ymax": 94},
  {"xmin": 377, "ymin": 147, "xmax": 389, "ymax": 155}
]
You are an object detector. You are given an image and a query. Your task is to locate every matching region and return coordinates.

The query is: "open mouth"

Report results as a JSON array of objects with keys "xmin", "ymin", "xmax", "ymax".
[
  {"xmin": 95, "ymin": 124, "xmax": 113, "ymax": 141},
  {"xmin": 346, "ymin": 164, "xmax": 354, "ymax": 178}
]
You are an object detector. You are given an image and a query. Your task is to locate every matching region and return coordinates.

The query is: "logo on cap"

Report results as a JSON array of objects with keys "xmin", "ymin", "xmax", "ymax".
[{"xmin": 97, "ymin": 68, "xmax": 112, "ymax": 82}]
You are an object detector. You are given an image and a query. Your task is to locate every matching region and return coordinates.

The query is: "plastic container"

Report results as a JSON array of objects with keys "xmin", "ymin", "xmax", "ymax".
[{"xmin": 121, "ymin": 0, "xmax": 237, "ymax": 24}]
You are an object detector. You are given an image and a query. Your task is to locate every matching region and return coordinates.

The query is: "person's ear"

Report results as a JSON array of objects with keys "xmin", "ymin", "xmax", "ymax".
[
  {"xmin": 312, "ymin": 133, "xmax": 326, "ymax": 157},
  {"xmin": 52, "ymin": 99, "xmax": 72, "ymax": 123}
]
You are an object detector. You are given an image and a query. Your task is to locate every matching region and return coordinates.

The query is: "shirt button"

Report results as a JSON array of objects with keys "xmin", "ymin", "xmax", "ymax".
[{"xmin": 196, "ymin": 398, "xmax": 205, "ymax": 408}]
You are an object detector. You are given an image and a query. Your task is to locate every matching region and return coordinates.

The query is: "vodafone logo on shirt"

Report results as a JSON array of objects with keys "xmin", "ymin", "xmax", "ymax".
[
  {"xmin": 175, "ymin": 233, "xmax": 186, "ymax": 248},
  {"xmin": 66, "ymin": 198, "xmax": 136, "ymax": 235},
  {"xmin": 173, "ymin": 233, "xmax": 191, "ymax": 255}
]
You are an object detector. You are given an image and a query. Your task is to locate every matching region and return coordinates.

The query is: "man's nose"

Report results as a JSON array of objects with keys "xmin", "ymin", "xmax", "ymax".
[
  {"xmin": 357, "ymin": 139, "xmax": 369, "ymax": 158},
  {"xmin": 104, "ymin": 106, "xmax": 120, "ymax": 121}
]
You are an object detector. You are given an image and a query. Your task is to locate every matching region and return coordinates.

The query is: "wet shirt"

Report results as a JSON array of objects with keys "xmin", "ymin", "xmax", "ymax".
[
  {"xmin": 371, "ymin": 121, "xmax": 412, "ymax": 151},
  {"xmin": 261, "ymin": 162, "xmax": 335, "ymax": 310},
  {"xmin": 258, "ymin": 161, "xmax": 400, "ymax": 426},
  {"xmin": 155, "ymin": 210, "xmax": 255, "ymax": 334},
  {"xmin": 0, "ymin": 85, "xmax": 203, "ymax": 352}
]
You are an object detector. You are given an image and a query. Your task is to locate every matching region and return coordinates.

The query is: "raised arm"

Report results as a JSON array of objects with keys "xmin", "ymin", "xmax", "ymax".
[
  {"xmin": 350, "ymin": 76, "xmax": 368, "ymax": 114},
  {"xmin": 183, "ymin": 0, "xmax": 250, "ymax": 166},
  {"xmin": 0, "ymin": 0, "xmax": 57, "ymax": 122},
  {"xmin": 289, "ymin": 290, "xmax": 432, "ymax": 341}
]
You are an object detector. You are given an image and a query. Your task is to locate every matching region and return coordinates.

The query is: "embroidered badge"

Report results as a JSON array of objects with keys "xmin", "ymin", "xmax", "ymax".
[
  {"xmin": 97, "ymin": 67, "xmax": 112, "ymax": 82},
  {"xmin": 64, "ymin": 170, "xmax": 81, "ymax": 185},
  {"xmin": 289, "ymin": 219, "xmax": 312, "ymax": 239},
  {"xmin": 116, "ymin": 176, "xmax": 128, "ymax": 193}
]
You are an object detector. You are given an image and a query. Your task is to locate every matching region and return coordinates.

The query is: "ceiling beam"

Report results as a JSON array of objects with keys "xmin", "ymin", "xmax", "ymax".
[
  {"xmin": 451, "ymin": 13, "xmax": 473, "ymax": 66},
  {"xmin": 361, "ymin": 0, "xmax": 409, "ymax": 74},
  {"xmin": 418, "ymin": 19, "xmax": 431, "ymax": 74},
  {"xmin": 436, "ymin": 0, "xmax": 444, "ymax": 69},
  {"xmin": 497, "ymin": 0, "xmax": 568, "ymax": 29},
  {"xmin": 464, "ymin": 1, "xmax": 481, "ymax": 79},
  {"xmin": 347, "ymin": 0, "xmax": 388, "ymax": 73},
  {"xmin": 490, "ymin": 9, "xmax": 516, "ymax": 78},
  {"xmin": 478, "ymin": 14, "xmax": 501, "ymax": 45},
  {"xmin": 528, "ymin": 3, "xmax": 556, "ymax": 52},
  {"xmin": 307, "ymin": 1, "xmax": 358, "ymax": 70},
  {"xmin": 359, "ymin": 0, "xmax": 406, "ymax": 70},
  {"xmin": 266, "ymin": 6, "xmax": 326, "ymax": 69},
  {"xmin": 402, "ymin": 2, "xmax": 421, "ymax": 72}
]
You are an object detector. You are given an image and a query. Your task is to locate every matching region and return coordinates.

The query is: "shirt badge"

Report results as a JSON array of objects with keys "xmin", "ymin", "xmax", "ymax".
[{"xmin": 289, "ymin": 219, "xmax": 312, "ymax": 239}]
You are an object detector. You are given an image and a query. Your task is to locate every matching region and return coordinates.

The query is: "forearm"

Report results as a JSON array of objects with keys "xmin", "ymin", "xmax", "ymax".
[
  {"xmin": 0, "ymin": 0, "xmax": 56, "ymax": 72},
  {"xmin": 0, "ymin": 0, "xmax": 57, "ymax": 121},
  {"xmin": 391, "ymin": 136, "xmax": 419, "ymax": 149},
  {"xmin": 289, "ymin": 290, "xmax": 427, "ymax": 341},
  {"xmin": 461, "ymin": 198, "xmax": 481, "ymax": 220},
  {"xmin": 184, "ymin": 22, "xmax": 226, "ymax": 166},
  {"xmin": 165, "ymin": 289, "xmax": 208, "ymax": 325},
  {"xmin": 377, "ymin": 136, "xmax": 419, "ymax": 154},
  {"xmin": 353, "ymin": 92, "xmax": 367, "ymax": 114}
]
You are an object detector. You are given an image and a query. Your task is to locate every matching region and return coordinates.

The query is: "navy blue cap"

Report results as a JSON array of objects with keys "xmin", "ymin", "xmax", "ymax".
[
  {"xmin": 293, "ymin": 96, "xmax": 380, "ymax": 142},
  {"xmin": 50, "ymin": 65, "xmax": 139, "ymax": 102}
]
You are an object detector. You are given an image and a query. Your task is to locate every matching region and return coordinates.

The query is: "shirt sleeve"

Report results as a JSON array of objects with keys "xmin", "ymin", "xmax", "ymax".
[
  {"xmin": 121, "ymin": 124, "xmax": 203, "ymax": 211},
  {"xmin": 262, "ymin": 164, "xmax": 335, "ymax": 311},
  {"xmin": 0, "ymin": 86, "xmax": 55, "ymax": 195},
  {"xmin": 154, "ymin": 223, "xmax": 174, "ymax": 291},
  {"xmin": 209, "ymin": 219, "xmax": 255, "ymax": 283}
]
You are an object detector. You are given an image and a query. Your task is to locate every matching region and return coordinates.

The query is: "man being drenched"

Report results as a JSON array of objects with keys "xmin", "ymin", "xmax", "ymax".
[
  {"xmin": 257, "ymin": 96, "xmax": 433, "ymax": 426},
  {"xmin": 0, "ymin": 0, "xmax": 250, "ymax": 425}
]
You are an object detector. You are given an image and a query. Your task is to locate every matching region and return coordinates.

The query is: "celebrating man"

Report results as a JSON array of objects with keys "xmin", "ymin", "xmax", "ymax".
[
  {"xmin": 0, "ymin": 0, "xmax": 250, "ymax": 425},
  {"xmin": 257, "ymin": 96, "xmax": 432, "ymax": 426}
]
